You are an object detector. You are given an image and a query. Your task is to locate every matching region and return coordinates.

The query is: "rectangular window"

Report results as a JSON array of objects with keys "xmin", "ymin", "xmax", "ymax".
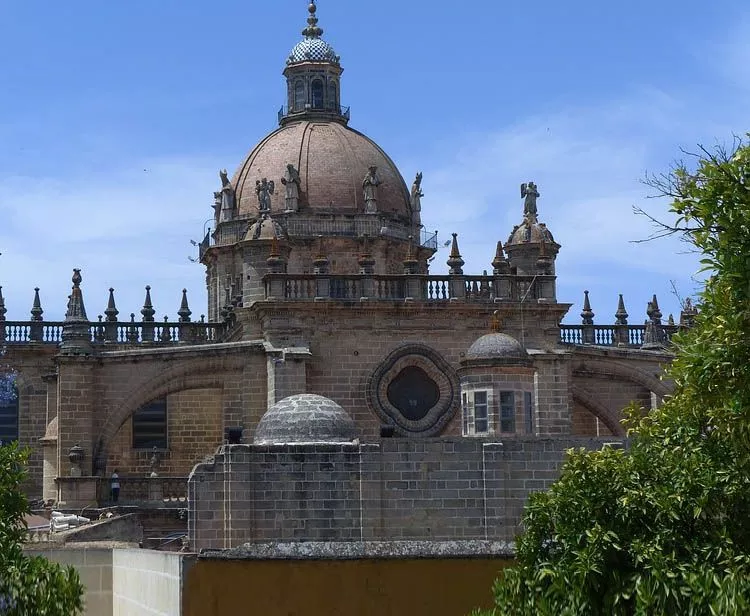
[
  {"xmin": 499, "ymin": 391, "xmax": 515, "ymax": 433},
  {"xmin": 132, "ymin": 399, "xmax": 167, "ymax": 449},
  {"xmin": 474, "ymin": 391, "xmax": 489, "ymax": 434},
  {"xmin": 524, "ymin": 391, "xmax": 534, "ymax": 434},
  {"xmin": 462, "ymin": 392, "xmax": 469, "ymax": 435},
  {"xmin": 0, "ymin": 398, "xmax": 19, "ymax": 444}
]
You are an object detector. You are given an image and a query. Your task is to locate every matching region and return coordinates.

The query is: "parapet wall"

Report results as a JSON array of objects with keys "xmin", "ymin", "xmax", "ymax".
[{"xmin": 188, "ymin": 437, "xmax": 623, "ymax": 551}]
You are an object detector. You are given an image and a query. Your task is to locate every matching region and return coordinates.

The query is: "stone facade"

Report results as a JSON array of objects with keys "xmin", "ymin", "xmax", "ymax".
[{"xmin": 0, "ymin": 2, "xmax": 687, "ymax": 553}]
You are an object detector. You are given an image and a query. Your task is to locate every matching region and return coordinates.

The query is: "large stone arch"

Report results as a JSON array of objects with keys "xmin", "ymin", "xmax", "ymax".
[
  {"xmin": 572, "ymin": 358, "xmax": 671, "ymax": 398},
  {"xmin": 93, "ymin": 354, "xmax": 247, "ymax": 472},
  {"xmin": 571, "ymin": 385, "xmax": 624, "ymax": 437}
]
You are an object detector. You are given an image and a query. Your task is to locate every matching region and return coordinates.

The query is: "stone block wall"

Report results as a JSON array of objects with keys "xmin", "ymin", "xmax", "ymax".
[{"xmin": 188, "ymin": 437, "xmax": 622, "ymax": 551}]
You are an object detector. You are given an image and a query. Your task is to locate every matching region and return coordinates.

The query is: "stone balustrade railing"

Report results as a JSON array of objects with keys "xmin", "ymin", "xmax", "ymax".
[
  {"xmin": 56, "ymin": 476, "xmax": 188, "ymax": 508},
  {"xmin": 264, "ymin": 273, "xmax": 555, "ymax": 303},
  {"xmin": 1, "ymin": 320, "xmax": 225, "ymax": 346},
  {"xmin": 559, "ymin": 323, "xmax": 683, "ymax": 348}
]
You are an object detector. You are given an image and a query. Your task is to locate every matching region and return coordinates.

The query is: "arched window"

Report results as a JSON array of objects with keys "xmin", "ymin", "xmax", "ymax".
[
  {"xmin": 132, "ymin": 398, "xmax": 167, "ymax": 449},
  {"xmin": 327, "ymin": 80, "xmax": 338, "ymax": 110},
  {"xmin": 294, "ymin": 80, "xmax": 305, "ymax": 111},
  {"xmin": 311, "ymin": 79, "xmax": 324, "ymax": 109},
  {"xmin": 0, "ymin": 379, "xmax": 19, "ymax": 445}
]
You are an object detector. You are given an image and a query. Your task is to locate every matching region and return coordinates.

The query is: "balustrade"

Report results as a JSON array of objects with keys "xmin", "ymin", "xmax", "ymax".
[{"xmin": 1, "ymin": 320, "xmax": 224, "ymax": 347}]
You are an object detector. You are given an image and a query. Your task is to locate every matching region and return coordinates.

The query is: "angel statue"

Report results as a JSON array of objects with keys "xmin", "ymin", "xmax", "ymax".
[
  {"xmin": 256, "ymin": 178, "xmax": 275, "ymax": 213},
  {"xmin": 280, "ymin": 164, "xmax": 301, "ymax": 212},
  {"xmin": 521, "ymin": 181, "xmax": 539, "ymax": 221}
]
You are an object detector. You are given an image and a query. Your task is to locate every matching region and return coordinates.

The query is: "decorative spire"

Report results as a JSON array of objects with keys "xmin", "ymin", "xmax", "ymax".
[
  {"xmin": 0, "ymin": 286, "xmax": 6, "ymax": 322},
  {"xmin": 614, "ymin": 294, "xmax": 628, "ymax": 325},
  {"xmin": 104, "ymin": 288, "xmax": 119, "ymax": 322},
  {"xmin": 302, "ymin": 1, "xmax": 323, "ymax": 38},
  {"xmin": 141, "ymin": 286, "xmax": 155, "ymax": 322},
  {"xmin": 446, "ymin": 233, "xmax": 464, "ymax": 275},
  {"xmin": 403, "ymin": 235, "xmax": 419, "ymax": 275},
  {"xmin": 491, "ymin": 241, "xmax": 509, "ymax": 275},
  {"xmin": 648, "ymin": 294, "xmax": 662, "ymax": 324},
  {"xmin": 581, "ymin": 290, "xmax": 594, "ymax": 325},
  {"xmin": 178, "ymin": 289, "xmax": 192, "ymax": 323},
  {"xmin": 60, "ymin": 269, "xmax": 92, "ymax": 354},
  {"xmin": 31, "ymin": 288, "xmax": 44, "ymax": 322}
]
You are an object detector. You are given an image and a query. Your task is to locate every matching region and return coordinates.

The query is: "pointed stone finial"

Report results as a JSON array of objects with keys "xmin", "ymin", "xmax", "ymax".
[
  {"xmin": 178, "ymin": 289, "xmax": 192, "ymax": 323},
  {"xmin": 680, "ymin": 297, "xmax": 698, "ymax": 327},
  {"xmin": 313, "ymin": 235, "xmax": 329, "ymax": 274},
  {"xmin": 614, "ymin": 294, "xmax": 628, "ymax": 325},
  {"xmin": 667, "ymin": 313, "xmax": 675, "ymax": 326},
  {"xmin": 649, "ymin": 294, "xmax": 662, "ymax": 324},
  {"xmin": 302, "ymin": 1, "xmax": 323, "ymax": 38},
  {"xmin": 31, "ymin": 288, "xmax": 44, "ymax": 322},
  {"xmin": 0, "ymin": 286, "xmax": 6, "ymax": 321},
  {"xmin": 491, "ymin": 241, "xmax": 509, "ymax": 275},
  {"xmin": 403, "ymin": 236, "xmax": 419, "ymax": 275},
  {"xmin": 60, "ymin": 269, "xmax": 92, "ymax": 354},
  {"xmin": 104, "ymin": 288, "xmax": 119, "ymax": 322},
  {"xmin": 581, "ymin": 290, "xmax": 594, "ymax": 325},
  {"xmin": 141, "ymin": 286, "xmax": 155, "ymax": 322},
  {"xmin": 447, "ymin": 233, "xmax": 464, "ymax": 275}
]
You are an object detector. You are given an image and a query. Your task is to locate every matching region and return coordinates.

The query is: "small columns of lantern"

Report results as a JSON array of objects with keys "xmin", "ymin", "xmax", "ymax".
[
  {"xmin": 614, "ymin": 293, "xmax": 629, "ymax": 347},
  {"xmin": 60, "ymin": 268, "xmax": 92, "ymax": 354},
  {"xmin": 580, "ymin": 290, "xmax": 595, "ymax": 345},
  {"xmin": 0, "ymin": 286, "xmax": 6, "ymax": 323},
  {"xmin": 403, "ymin": 236, "xmax": 422, "ymax": 301}
]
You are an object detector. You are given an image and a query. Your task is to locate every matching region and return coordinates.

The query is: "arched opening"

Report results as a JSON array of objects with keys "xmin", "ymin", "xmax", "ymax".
[
  {"xmin": 327, "ymin": 80, "xmax": 338, "ymax": 110},
  {"xmin": 294, "ymin": 80, "xmax": 305, "ymax": 111},
  {"xmin": 311, "ymin": 79, "xmax": 324, "ymax": 109}
]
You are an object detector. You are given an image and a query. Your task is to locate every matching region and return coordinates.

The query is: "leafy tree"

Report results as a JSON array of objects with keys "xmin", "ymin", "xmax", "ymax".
[
  {"xmin": 0, "ymin": 442, "xmax": 84, "ymax": 615},
  {"xmin": 474, "ymin": 136, "xmax": 750, "ymax": 615}
]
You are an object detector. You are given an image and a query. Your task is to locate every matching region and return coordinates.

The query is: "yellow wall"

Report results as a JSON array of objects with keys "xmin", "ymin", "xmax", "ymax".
[{"xmin": 184, "ymin": 557, "xmax": 511, "ymax": 616}]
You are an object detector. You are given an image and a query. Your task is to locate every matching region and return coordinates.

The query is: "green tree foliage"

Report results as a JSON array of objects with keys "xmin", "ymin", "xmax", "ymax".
[
  {"xmin": 0, "ymin": 442, "xmax": 84, "ymax": 615},
  {"xmin": 475, "ymin": 137, "xmax": 750, "ymax": 615}
]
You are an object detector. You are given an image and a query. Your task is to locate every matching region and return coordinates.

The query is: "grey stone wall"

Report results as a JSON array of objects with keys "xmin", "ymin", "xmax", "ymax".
[{"xmin": 188, "ymin": 437, "xmax": 623, "ymax": 551}]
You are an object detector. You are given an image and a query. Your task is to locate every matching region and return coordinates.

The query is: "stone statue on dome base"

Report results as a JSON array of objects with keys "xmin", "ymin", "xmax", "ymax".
[
  {"xmin": 363, "ymin": 166, "xmax": 381, "ymax": 214},
  {"xmin": 410, "ymin": 172, "xmax": 423, "ymax": 226},
  {"xmin": 281, "ymin": 164, "xmax": 301, "ymax": 212},
  {"xmin": 521, "ymin": 181, "xmax": 539, "ymax": 223},
  {"xmin": 256, "ymin": 178, "xmax": 275, "ymax": 213},
  {"xmin": 218, "ymin": 169, "xmax": 236, "ymax": 223}
]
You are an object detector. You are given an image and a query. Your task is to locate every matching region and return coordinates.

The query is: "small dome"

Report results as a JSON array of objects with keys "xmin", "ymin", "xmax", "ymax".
[
  {"xmin": 506, "ymin": 220, "xmax": 556, "ymax": 246},
  {"xmin": 288, "ymin": 38, "xmax": 340, "ymax": 65},
  {"xmin": 254, "ymin": 394, "xmax": 358, "ymax": 445},
  {"xmin": 465, "ymin": 333, "xmax": 530, "ymax": 364},
  {"xmin": 244, "ymin": 215, "xmax": 287, "ymax": 242}
]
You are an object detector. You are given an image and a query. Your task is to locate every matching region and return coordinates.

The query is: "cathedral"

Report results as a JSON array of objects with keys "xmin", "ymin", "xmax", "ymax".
[{"xmin": 0, "ymin": 2, "xmax": 693, "ymax": 541}]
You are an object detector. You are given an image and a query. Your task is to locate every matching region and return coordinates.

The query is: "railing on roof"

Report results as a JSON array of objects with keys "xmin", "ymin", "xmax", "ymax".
[
  {"xmin": 278, "ymin": 104, "xmax": 351, "ymax": 124},
  {"xmin": 0, "ymin": 320, "xmax": 226, "ymax": 346},
  {"xmin": 559, "ymin": 324, "xmax": 683, "ymax": 349}
]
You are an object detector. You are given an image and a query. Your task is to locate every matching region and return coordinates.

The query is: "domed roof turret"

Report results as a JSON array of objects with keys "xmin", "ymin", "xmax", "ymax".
[
  {"xmin": 244, "ymin": 214, "xmax": 287, "ymax": 242},
  {"xmin": 287, "ymin": 2, "xmax": 340, "ymax": 65},
  {"xmin": 466, "ymin": 333, "xmax": 528, "ymax": 362},
  {"xmin": 253, "ymin": 394, "xmax": 358, "ymax": 445}
]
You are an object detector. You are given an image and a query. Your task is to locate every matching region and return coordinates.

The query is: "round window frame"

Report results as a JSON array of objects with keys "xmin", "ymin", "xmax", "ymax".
[{"xmin": 367, "ymin": 344, "xmax": 458, "ymax": 436}]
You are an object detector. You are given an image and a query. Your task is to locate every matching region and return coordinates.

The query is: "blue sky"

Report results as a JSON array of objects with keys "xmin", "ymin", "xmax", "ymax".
[{"xmin": 0, "ymin": 0, "xmax": 748, "ymax": 324}]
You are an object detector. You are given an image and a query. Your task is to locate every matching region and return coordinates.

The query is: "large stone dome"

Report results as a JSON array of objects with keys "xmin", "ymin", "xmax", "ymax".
[
  {"xmin": 253, "ymin": 394, "xmax": 358, "ymax": 445},
  {"xmin": 231, "ymin": 120, "xmax": 411, "ymax": 220}
]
